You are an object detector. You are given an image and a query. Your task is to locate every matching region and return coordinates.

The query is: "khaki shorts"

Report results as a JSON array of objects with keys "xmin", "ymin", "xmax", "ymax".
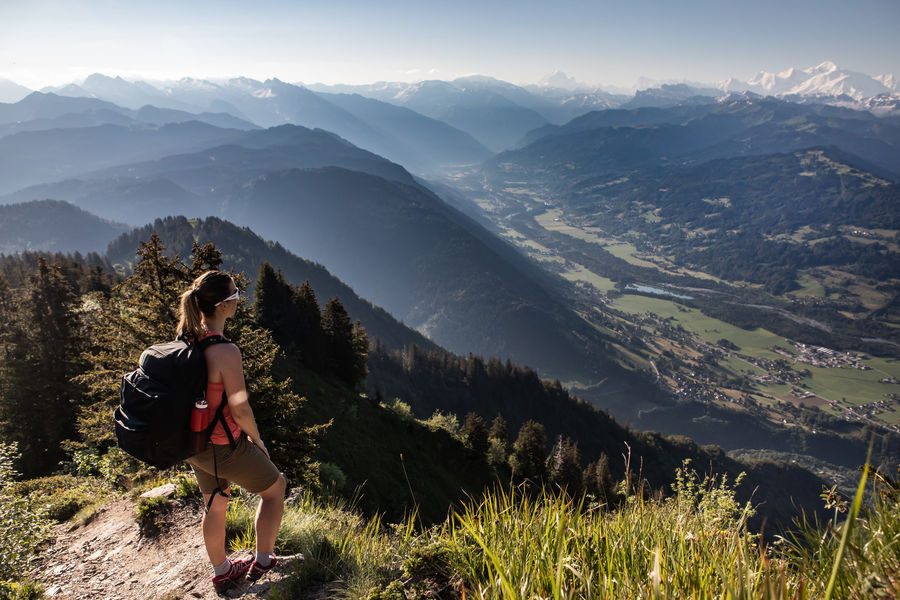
[{"xmin": 186, "ymin": 435, "xmax": 281, "ymax": 494}]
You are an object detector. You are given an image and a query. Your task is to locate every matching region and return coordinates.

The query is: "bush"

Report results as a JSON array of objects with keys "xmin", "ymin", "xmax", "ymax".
[
  {"xmin": 0, "ymin": 443, "xmax": 51, "ymax": 581},
  {"xmin": 133, "ymin": 495, "xmax": 172, "ymax": 537},
  {"xmin": 380, "ymin": 399, "xmax": 414, "ymax": 421},
  {"xmin": 420, "ymin": 411, "xmax": 460, "ymax": 439},
  {"xmin": 9, "ymin": 475, "xmax": 111, "ymax": 522},
  {"xmin": 0, "ymin": 580, "xmax": 43, "ymax": 600},
  {"xmin": 318, "ymin": 462, "xmax": 347, "ymax": 492}
]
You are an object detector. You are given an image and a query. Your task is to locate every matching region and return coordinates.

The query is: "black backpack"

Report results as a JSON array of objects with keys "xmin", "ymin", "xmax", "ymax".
[{"xmin": 114, "ymin": 334, "xmax": 231, "ymax": 469}]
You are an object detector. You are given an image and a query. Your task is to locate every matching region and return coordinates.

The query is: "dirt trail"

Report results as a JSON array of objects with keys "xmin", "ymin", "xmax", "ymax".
[{"xmin": 31, "ymin": 496, "xmax": 315, "ymax": 600}]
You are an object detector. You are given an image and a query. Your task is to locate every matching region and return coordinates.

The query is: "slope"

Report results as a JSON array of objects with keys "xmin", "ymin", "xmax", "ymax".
[{"xmin": 0, "ymin": 199, "xmax": 130, "ymax": 254}]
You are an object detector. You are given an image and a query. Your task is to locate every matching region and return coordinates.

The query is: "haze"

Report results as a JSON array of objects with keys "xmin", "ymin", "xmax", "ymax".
[{"xmin": 2, "ymin": 0, "xmax": 899, "ymax": 90}]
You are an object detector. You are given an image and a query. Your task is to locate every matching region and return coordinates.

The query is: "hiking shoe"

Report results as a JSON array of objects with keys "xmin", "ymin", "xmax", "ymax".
[
  {"xmin": 211, "ymin": 557, "xmax": 253, "ymax": 594},
  {"xmin": 247, "ymin": 555, "xmax": 278, "ymax": 582}
]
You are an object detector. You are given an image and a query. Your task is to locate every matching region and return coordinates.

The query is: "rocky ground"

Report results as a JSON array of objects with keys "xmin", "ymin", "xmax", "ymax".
[{"xmin": 31, "ymin": 491, "xmax": 319, "ymax": 600}]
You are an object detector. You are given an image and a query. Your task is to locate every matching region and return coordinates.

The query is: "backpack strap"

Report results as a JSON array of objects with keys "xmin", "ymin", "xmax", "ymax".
[{"xmin": 194, "ymin": 333, "xmax": 238, "ymax": 513}]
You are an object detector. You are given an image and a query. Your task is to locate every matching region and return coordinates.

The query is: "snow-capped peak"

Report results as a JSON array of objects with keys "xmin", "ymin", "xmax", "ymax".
[
  {"xmin": 537, "ymin": 70, "xmax": 581, "ymax": 90},
  {"xmin": 875, "ymin": 73, "xmax": 898, "ymax": 92},
  {"xmin": 722, "ymin": 61, "xmax": 892, "ymax": 100}
]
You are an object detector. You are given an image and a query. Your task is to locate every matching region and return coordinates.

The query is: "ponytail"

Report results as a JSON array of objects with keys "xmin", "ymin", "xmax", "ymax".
[
  {"xmin": 175, "ymin": 270, "xmax": 235, "ymax": 342},
  {"xmin": 176, "ymin": 288, "xmax": 205, "ymax": 341}
]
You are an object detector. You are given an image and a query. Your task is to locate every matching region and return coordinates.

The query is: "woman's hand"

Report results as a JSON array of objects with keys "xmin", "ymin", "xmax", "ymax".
[{"xmin": 251, "ymin": 436, "xmax": 270, "ymax": 458}]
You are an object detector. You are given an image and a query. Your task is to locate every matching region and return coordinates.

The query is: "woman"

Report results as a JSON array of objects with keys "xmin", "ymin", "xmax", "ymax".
[{"xmin": 176, "ymin": 270, "xmax": 287, "ymax": 594}]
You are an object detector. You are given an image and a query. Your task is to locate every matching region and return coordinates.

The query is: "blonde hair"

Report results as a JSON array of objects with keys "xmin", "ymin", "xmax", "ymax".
[{"xmin": 176, "ymin": 270, "xmax": 234, "ymax": 342}]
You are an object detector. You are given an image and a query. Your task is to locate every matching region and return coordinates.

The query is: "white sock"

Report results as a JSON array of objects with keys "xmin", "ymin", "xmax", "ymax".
[
  {"xmin": 255, "ymin": 552, "xmax": 272, "ymax": 567},
  {"xmin": 213, "ymin": 558, "xmax": 231, "ymax": 576}
]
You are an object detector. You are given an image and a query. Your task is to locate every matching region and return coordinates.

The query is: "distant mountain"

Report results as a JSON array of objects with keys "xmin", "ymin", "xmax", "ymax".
[
  {"xmin": 0, "ymin": 92, "xmax": 125, "ymax": 124},
  {"xmin": 0, "ymin": 177, "xmax": 204, "ymax": 226},
  {"xmin": 218, "ymin": 166, "xmax": 648, "ymax": 389},
  {"xmin": 0, "ymin": 199, "xmax": 129, "ymax": 254},
  {"xmin": 46, "ymin": 73, "xmax": 201, "ymax": 111},
  {"xmin": 721, "ymin": 62, "xmax": 895, "ymax": 100},
  {"xmin": 0, "ymin": 124, "xmax": 415, "ymax": 224},
  {"xmin": 536, "ymin": 70, "xmax": 582, "ymax": 91},
  {"xmin": 157, "ymin": 77, "xmax": 492, "ymax": 171},
  {"xmin": 494, "ymin": 96, "xmax": 900, "ymax": 183},
  {"xmin": 0, "ymin": 92, "xmax": 258, "ymax": 138},
  {"xmin": 317, "ymin": 91, "xmax": 492, "ymax": 167},
  {"xmin": 0, "ymin": 121, "xmax": 247, "ymax": 194},
  {"xmin": 0, "ymin": 78, "xmax": 34, "ymax": 103},
  {"xmin": 308, "ymin": 76, "xmax": 623, "ymax": 149},
  {"xmin": 622, "ymin": 83, "xmax": 721, "ymax": 109}
]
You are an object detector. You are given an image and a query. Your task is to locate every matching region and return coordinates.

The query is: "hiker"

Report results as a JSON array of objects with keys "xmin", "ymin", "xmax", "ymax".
[{"xmin": 177, "ymin": 270, "xmax": 287, "ymax": 594}]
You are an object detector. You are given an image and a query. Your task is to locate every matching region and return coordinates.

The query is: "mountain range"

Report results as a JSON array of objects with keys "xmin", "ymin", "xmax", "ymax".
[
  {"xmin": 1, "ymin": 64, "xmax": 897, "ymax": 485},
  {"xmin": 721, "ymin": 61, "xmax": 898, "ymax": 100}
]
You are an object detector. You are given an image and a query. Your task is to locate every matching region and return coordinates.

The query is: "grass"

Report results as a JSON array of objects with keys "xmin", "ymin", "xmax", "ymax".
[
  {"xmin": 612, "ymin": 294, "xmax": 789, "ymax": 360},
  {"xmin": 9, "ymin": 475, "xmax": 113, "ymax": 523},
  {"xmin": 561, "ymin": 264, "xmax": 617, "ymax": 291},
  {"xmin": 225, "ymin": 459, "xmax": 900, "ymax": 599}
]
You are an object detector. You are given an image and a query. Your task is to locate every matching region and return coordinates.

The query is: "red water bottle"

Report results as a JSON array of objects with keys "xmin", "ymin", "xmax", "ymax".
[{"xmin": 190, "ymin": 399, "xmax": 209, "ymax": 432}]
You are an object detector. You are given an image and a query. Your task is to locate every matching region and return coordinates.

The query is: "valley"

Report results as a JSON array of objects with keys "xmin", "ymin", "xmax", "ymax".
[{"xmin": 439, "ymin": 166, "xmax": 900, "ymax": 444}]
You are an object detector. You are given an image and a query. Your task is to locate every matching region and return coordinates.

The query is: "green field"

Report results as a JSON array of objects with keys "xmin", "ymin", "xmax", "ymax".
[
  {"xmin": 562, "ymin": 263, "xmax": 616, "ymax": 291},
  {"xmin": 610, "ymin": 293, "xmax": 900, "ymax": 422},
  {"xmin": 611, "ymin": 294, "xmax": 788, "ymax": 360}
]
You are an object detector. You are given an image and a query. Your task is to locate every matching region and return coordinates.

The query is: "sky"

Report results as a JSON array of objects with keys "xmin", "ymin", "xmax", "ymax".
[{"xmin": 2, "ymin": 0, "xmax": 899, "ymax": 90}]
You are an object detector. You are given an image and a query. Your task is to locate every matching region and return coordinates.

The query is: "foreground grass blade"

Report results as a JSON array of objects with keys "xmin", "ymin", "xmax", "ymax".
[{"xmin": 823, "ymin": 441, "xmax": 872, "ymax": 600}]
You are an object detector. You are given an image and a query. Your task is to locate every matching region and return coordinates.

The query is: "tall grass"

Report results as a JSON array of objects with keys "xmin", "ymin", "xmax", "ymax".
[{"xmin": 219, "ymin": 460, "xmax": 899, "ymax": 599}]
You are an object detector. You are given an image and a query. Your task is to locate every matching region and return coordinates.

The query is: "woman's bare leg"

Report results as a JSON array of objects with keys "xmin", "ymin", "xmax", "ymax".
[
  {"xmin": 201, "ymin": 488, "xmax": 231, "ymax": 566},
  {"xmin": 254, "ymin": 474, "xmax": 286, "ymax": 555}
]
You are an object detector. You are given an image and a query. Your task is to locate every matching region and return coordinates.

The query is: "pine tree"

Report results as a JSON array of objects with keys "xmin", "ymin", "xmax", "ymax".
[
  {"xmin": 322, "ymin": 298, "xmax": 359, "ymax": 386},
  {"xmin": 489, "ymin": 414, "xmax": 508, "ymax": 442},
  {"xmin": 509, "ymin": 420, "xmax": 547, "ymax": 484},
  {"xmin": 461, "ymin": 412, "xmax": 489, "ymax": 456},
  {"xmin": 547, "ymin": 436, "xmax": 582, "ymax": 496},
  {"xmin": 351, "ymin": 320, "xmax": 369, "ymax": 385},
  {"xmin": 253, "ymin": 263, "xmax": 294, "ymax": 342},
  {"xmin": 0, "ymin": 259, "xmax": 81, "ymax": 475},
  {"xmin": 486, "ymin": 414, "xmax": 509, "ymax": 466},
  {"xmin": 583, "ymin": 452, "xmax": 615, "ymax": 504},
  {"xmin": 293, "ymin": 281, "xmax": 325, "ymax": 371}
]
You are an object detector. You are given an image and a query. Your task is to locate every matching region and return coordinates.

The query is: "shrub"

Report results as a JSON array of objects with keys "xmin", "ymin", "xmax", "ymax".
[
  {"xmin": 0, "ymin": 580, "xmax": 43, "ymax": 600},
  {"xmin": 133, "ymin": 495, "xmax": 171, "ymax": 537},
  {"xmin": 9, "ymin": 475, "xmax": 111, "ymax": 522},
  {"xmin": 380, "ymin": 399, "xmax": 414, "ymax": 421},
  {"xmin": 0, "ymin": 443, "xmax": 51, "ymax": 581}
]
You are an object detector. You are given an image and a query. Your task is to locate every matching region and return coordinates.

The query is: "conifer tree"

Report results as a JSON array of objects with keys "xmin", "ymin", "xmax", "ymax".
[
  {"xmin": 583, "ymin": 452, "xmax": 615, "ymax": 504},
  {"xmin": 489, "ymin": 414, "xmax": 507, "ymax": 440},
  {"xmin": 486, "ymin": 414, "xmax": 509, "ymax": 466},
  {"xmin": 294, "ymin": 281, "xmax": 325, "ymax": 371},
  {"xmin": 509, "ymin": 420, "xmax": 547, "ymax": 484},
  {"xmin": 547, "ymin": 436, "xmax": 582, "ymax": 496},
  {"xmin": 461, "ymin": 412, "xmax": 489, "ymax": 456},
  {"xmin": 322, "ymin": 298, "xmax": 359, "ymax": 386},
  {"xmin": 253, "ymin": 263, "xmax": 294, "ymax": 341},
  {"xmin": 351, "ymin": 320, "xmax": 369, "ymax": 384},
  {"xmin": 0, "ymin": 259, "xmax": 81, "ymax": 475}
]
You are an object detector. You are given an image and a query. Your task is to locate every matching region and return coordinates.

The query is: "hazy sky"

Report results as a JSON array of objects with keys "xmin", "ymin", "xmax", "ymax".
[{"xmin": 2, "ymin": 0, "xmax": 899, "ymax": 89}]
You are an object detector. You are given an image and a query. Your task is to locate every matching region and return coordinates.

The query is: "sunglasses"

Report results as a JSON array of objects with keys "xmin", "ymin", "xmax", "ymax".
[{"xmin": 215, "ymin": 288, "xmax": 241, "ymax": 306}]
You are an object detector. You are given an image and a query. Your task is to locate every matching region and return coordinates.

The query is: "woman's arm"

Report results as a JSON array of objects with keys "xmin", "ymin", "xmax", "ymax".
[{"xmin": 217, "ymin": 344, "xmax": 269, "ymax": 457}]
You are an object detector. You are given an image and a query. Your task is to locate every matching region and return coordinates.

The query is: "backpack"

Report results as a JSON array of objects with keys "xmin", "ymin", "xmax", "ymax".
[{"xmin": 114, "ymin": 333, "xmax": 231, "ymax": 469}]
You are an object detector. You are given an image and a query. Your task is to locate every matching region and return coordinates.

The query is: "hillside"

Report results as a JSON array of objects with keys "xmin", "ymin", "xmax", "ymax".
[
  {"xmin": 105, "ymin": 216, "xmax": 434, "ymax": 352},
  {"xmin": 497, "ymin": 96, "xmax": 900, "ymax": 181},
  {"xmin": 0, "ymin": 121, "xmax": 247, "ymax": 194},
  {"xmin": 0, "ymin": 199, "xmax": 130, "ymax": 254}
]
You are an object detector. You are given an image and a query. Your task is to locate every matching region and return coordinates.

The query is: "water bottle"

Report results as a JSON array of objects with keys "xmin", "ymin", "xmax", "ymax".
[{"xmin": 190, "ymin": 399, "xmax": 209, "ymax": 433}]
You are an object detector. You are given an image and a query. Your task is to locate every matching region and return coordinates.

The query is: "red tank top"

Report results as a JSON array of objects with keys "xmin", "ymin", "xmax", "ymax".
[{"xmin": 198, "ymin": 330, "xmax": 243, "ymax": 445}]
